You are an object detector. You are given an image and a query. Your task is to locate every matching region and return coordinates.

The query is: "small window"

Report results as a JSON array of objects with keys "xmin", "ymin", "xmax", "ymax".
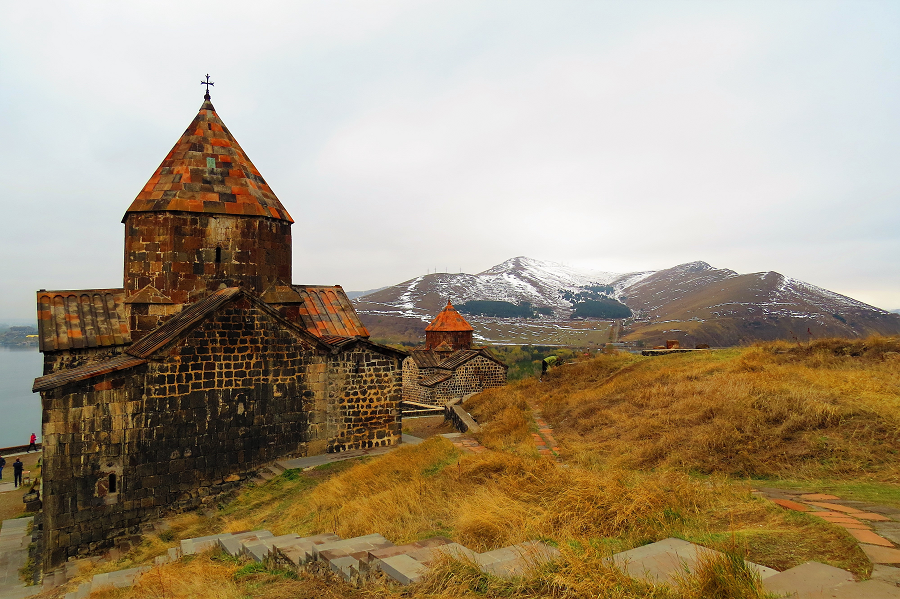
[
  {"xmin": 215, "ymin": 247, "xmax": 222, "ymax": 264},
  {"xmin": 109, "ymin": 473, "xmax": 117, "ymax": 493}
]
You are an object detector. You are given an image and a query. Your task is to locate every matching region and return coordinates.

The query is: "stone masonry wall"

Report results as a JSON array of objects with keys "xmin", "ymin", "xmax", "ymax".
[
  {"xmin": 43, "ymin": 346, "xmax": 127, "ymax": 376},
  {"xmin": 41, "ymin": 301, "xmax": 317, "ymax": 569},
  {"xmin": 40, "ymin": 300, "xmax": 403, "ymax": 570},
  {"xmin": 325, "ymin": 347, "xmax": 402, "ymax": 454},
  {"xmin": 431, "ymin": 356, "xmax": 506, "ymax": 404},
  {"xmin": 401, "ymin": 358, "xmax": 426, "ymax": 404},
  {"xmin": 401, "ymin": 356, "xmax": 507, "ymax": 406},
  {"xmin": 124, "ymin": 212, "xmax": 292, "ymax": 304}
]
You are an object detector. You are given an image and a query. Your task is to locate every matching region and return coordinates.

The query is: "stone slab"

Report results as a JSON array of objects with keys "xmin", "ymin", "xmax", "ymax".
[
  {"xmin": 859, "ymin": 544, "xmax": 900, "ymax": 564},
  {"xmin": 276, "ymin": 533, "xmax": 342, "ymax": 566},
  {"xmin": 807, "ymin": 502, "xmax": 863, "ymax": 514},
  {"xmin": 871, "ymin": 565, "xmax": 900, "ymax": 585},
  {"xmin": 762, "ymin": 561, "xmax": 855, "ymax": 597},
  {"xmin": 379, "ymin": 553, "xmax": 427, "ymax": 585},
  {"xmin": 312, "ymin": 534, "xmax": 390, "ymax": 558},
  {"xmin": 610, "ymin": 538, "xmax": 775, "ymax": 584},
  {"xmin": 773, "ymin": 498, "xmax": 813, "ymax": 512},
  {"xmin": 329, "ymin": 555, "xmax": 358, "ymax": 581},
  {"xmin": 828, "ymin": 579, "xmax": 900, "ymax": 598},
  {"xmin": 855, "ymin": 512, "xmax": 893, "ymax": 522},
  {"xmin": 873, "ymin": 523, "xmax": 900, "ymax": 545},
  {"xmin": 799, "ymin": 494, "xmax": 841, "ymax": 501},
  {"xmin": 847, "ymin": 529, "xmax": 895, "ymax": 547}
]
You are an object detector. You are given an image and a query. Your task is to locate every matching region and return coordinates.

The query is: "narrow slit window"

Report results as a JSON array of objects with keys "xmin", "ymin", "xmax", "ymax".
[
  {"xmin": 215, "ymin": 247, "xmax": 222, "ymax": 264},
  {"xmin": 109, "ymin": 473, "xmax": 117, "ymax": 494}
]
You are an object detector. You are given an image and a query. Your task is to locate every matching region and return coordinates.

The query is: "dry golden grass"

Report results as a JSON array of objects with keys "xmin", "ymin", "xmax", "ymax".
[{"xmin": 474, "ymin": 337, "xmax": 900, "ymax": 481}]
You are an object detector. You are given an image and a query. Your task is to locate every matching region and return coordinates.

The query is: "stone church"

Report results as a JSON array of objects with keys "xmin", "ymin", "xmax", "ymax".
[
  {"xmin": 402, "ymin": 301, "xmax": 507, "ymax": 405},
  {"xmin": 32, "ymin": 91, "xmax": 407, "ymax": 570}
]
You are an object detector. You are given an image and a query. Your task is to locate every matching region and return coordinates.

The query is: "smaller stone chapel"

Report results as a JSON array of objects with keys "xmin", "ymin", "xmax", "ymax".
[{"xmin": 402, "ymin": 301, "xmax": 508, "ymax": 405}]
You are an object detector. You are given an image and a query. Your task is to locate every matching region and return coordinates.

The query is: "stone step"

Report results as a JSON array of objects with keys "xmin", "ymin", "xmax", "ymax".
[
  {"xmin": 241, "ymin": 534, "xmax": 305, "ymax": 562},
  {"xmin": 90, "ymin": 566, "xmax": 150, "ymax": 591},
  {"xmin": 762, "ymin": 561, "xmax": 855, "ymax": 597},
  {"xmin": 610, "ymin": 538, "xmax": 777, "ymax": 586},
  {"xmin": 273, "ymin": 533, "xmax": 342, "ymax": 567},
  {"xmin": 379, "ymin": 553, "xmax": 427, "ymax": 585},
  {"xmin": 181, "ymin": 529, "xmax": 272, "ymax": 555},
  {"xmin": 218, "ymin": 530, "xmax": 276, "ymax": 557},
  {"xmin": 366, "ymin": 536, "xmax": 455, "ymax": 568},
  {"xmin": 317, "ymin": 535, "xmax": 396, "ymax": 578},
  {"xmin": 269, "ymin": 462, "xmax": 287, "ymax": 474},
  {"xmin": 312, "ymin": 533, "xmax": 392, "ymax": 560},
  {"xmin": 476, "ymin": 540, "xmax": 561, "ymax": 578}
]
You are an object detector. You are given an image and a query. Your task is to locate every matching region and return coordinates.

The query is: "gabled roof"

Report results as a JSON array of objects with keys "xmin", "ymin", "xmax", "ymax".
[
  {"xmin": 419, "ymin": 372, "xmax": 453, "ymax": 388},
  {"xmin": 407, "ymin": 347, "xmax": 507, "ymax": 371},
  {"xmin": 124, "ymin": 98, "xmax": 293, "ymax": 223},
  {"xmin": 126, "ymin": 287, "xmax": 330, "ymax": 358},
  {"xmin": 37, "ymin": 289, "xmax": 131, "ymax": 352},
  {"xmin": 33, "ymin": 355, "xmax": 147, "ymax": 393},
  {"xmin": 425, "ymin": 300, "xmax": 473, "ymax": 332},
  {"xmin": 292, "ymin": 285, "xmax": 370, "ymax": 338}
]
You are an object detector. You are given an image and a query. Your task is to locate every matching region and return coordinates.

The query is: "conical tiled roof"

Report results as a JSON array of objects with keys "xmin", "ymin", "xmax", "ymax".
[
  {"xmin": 124, "ymin": 98, "xmax": 293, "ymax": 223},
  {"xmin": 425, "ymin": 300, "xmax": 474, "ymax": 332}
]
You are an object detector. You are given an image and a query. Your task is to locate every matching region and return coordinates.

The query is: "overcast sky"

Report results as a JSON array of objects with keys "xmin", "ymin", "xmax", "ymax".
[{"xmin": 1, "ymin": 0, "xmax": 898, "ymax": 319}]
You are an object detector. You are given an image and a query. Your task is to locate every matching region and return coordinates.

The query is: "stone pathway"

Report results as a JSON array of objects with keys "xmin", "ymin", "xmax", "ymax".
[
  {"xmin": 0, "ymin": 517, "xmax": 38, "ymax": 598},
  {"xmin": 439, "ymin": 432, "xmax": 487, "ymax": 454},
  {"xmin": 756, "ymin": 487, "xmax": 900, "ymax": 595},
  {"xmin": 527, "ymin": 403, "xmax": 562, "ymax": 462},
  {"xmin": 757, "ymin": 488, "xmax": 900, "ymax": 568}
]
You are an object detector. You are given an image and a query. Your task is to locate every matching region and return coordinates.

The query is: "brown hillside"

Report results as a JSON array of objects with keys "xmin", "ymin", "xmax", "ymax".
[{"xmin": 621, "ymin": 265, "xmax": 900, "ymax": 347}]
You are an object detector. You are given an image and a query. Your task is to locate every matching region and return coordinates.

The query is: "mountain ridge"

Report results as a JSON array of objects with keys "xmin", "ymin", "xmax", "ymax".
[{"xmin": 353, "ymin": 257, "xmax": 900, "ymax": 346}]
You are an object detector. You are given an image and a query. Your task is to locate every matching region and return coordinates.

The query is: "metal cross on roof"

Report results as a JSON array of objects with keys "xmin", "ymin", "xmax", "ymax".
[{"xmin": 201, "ymin": 74, "xmax": 214, "ymax": 100}]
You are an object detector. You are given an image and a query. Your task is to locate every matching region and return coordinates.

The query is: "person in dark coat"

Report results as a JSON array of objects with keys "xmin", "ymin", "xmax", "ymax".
[
  {"xmin": 0, "ymin": 455, "xmax": 5, "ymax": 480},
  {"xmin": 13, "ymin": 458, "xmax": 23, "ymax": 488}
]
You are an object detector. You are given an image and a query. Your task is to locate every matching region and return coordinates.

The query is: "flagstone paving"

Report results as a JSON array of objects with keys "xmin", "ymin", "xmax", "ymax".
[
  {"xmin": 440, "ymin": 433, "xmax": 487, "ymax": 454},
  {"xmin": 526, "ymin": 403, "xmax": 563, "ymax": 463},
  {"xmin": 0, "ymin": 517, "xmax": 39, "ymax": 598},
  {"xmin": 756, "ymin": 486, "xmax": 900, "ymax": 581}
]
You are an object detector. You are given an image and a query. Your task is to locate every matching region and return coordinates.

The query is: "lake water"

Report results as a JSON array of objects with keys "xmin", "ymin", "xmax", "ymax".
[{"xmin": 0, "ymin": 347, "xmax": 43, "ymax": 447}]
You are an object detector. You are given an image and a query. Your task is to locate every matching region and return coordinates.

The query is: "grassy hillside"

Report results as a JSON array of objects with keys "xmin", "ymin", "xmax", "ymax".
[{"xmin": 469, "ymin": 336, "xmax": 900, "ymax": 482}]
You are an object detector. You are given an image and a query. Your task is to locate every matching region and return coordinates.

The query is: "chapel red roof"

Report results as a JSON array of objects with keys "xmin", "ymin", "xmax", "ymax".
[
  {"xmin": 124, "ymin": 98, "xmax": 293, "ymax": 223},
  {"xmin": 425, "ymin": 300, "xmax": 474, "ymax": 332}
]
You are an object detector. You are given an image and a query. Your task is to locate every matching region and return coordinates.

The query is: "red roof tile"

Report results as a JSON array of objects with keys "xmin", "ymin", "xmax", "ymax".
[
  {"xmin": 37, "ymin": 289, "xmax": 131, "ymax": 352},
  {"xmin": 425, "ymin": 300, "xmax": 473, "ymax": 332},
  {"xmin": 292, "ymin": 286, "xmax": 370, "ymax": 338},
  {"xmin": 124, "ymin": 99, "xmax": 293, "ymax": 223}
]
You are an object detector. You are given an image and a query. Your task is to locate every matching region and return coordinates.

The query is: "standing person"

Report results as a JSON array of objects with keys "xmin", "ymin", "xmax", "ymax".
[
  {"xmin": 28, "ymin": 433, "xmax": 37, "ymax": 452},
  {"xmin": 13, "ymin": 458, "xmax": 23, "ymax": 488},
  {"xmin": 0, "ymin": 455, "xmax": 5, "ymax": 480}
]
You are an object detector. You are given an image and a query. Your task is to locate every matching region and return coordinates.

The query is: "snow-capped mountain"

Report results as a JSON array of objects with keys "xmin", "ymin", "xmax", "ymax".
[{"xmin": 352, "ymin": 257, "xmax": 900, "ymax": 346}]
